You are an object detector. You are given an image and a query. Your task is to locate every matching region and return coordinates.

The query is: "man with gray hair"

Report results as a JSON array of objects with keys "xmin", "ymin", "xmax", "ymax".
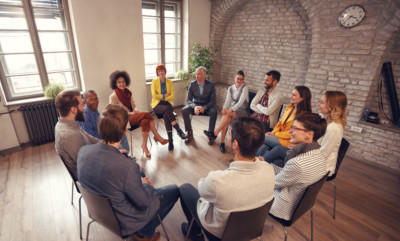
[{"xmin": 182, "ymin": 66, "xmax": 217, "ymax": 145}]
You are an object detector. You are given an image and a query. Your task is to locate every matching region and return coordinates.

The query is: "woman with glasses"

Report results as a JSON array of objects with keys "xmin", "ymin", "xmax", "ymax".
[
  {"xmin": 255, "ymin": 86, "xmax": 312, "ymax": 160},
  {"xmin": 267, "ymin": 112, "xmax": 327, "ymax": 221},
  {"xmin": 205, "ymin": 70, "xmax": 249, "ymax": 153},
  {"xmin": 261, "ymin": 91, "xmax": 348, "ymax": 170}
]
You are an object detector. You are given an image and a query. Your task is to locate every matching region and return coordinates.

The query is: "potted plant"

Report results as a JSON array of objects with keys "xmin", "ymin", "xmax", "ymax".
[
  {"xmin": 188, "ymin": 42, "xmax": 217, "ymax": 79},
  {"xmin": 43, "ymin": 82, "xmax": 66, "ymax": 98}
]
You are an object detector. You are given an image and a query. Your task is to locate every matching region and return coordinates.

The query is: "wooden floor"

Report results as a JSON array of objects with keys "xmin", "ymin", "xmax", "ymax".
[{"xmin": 1, "ymin": 112, "xmax": 400, "ymax": 241}]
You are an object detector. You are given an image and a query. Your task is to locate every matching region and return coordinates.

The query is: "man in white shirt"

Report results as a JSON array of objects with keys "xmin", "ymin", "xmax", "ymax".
[
  {"xmin": 250, "ymin": 70, "xmax": 284, "ymax": 131},
  {"xmin": 178, "ymin": 117, "xmax": 275, "ymax": 241}
]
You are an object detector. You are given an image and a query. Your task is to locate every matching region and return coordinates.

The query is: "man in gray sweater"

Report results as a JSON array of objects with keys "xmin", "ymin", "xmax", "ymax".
[
  {"xmin": 55, "ymin": 90, "xmax": 99, "ymax": 180},
  {"xmin": 179, "ymin": 117, "xmax": 275, "ymax": 241}
]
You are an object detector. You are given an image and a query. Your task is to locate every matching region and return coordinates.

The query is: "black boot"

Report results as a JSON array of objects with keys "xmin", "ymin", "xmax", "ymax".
[
  {"xmin": 173, "ymin": 124, "xmax": 188, "ymax": 139},
  {"xmin": 167, "ymin": 132, "xmax": 174, "ymax": 150}
]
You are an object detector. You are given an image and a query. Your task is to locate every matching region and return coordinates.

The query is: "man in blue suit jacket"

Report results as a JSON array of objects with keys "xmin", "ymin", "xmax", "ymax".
[{"xmin": 182, "ymin": 66, "xmax": 217, "ymax": 144}]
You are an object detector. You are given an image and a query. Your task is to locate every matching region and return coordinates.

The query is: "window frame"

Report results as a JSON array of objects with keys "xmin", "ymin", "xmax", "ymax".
[
  {"xmin": 142, "ymin": 0, "xmax": 182, "ymax": 81},
  {"xmin": 0, "ymin": 0, "xmax": 81, "ymax": 103}
]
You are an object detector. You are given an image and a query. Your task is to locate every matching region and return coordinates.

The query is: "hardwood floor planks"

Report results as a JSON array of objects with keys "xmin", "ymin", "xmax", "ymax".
[{"xmin": 0, "ymin": 110, "xmax": 399, "ymax": 241}]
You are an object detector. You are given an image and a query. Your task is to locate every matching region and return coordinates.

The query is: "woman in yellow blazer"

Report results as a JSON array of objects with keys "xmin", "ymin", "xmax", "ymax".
[
  {"xmin": 256, "ymin": 86, "xmax": 312, "ymax": 160},
  {"xmin": 151, "ymin": 64, "xmax": 187, "ymax": 151}
]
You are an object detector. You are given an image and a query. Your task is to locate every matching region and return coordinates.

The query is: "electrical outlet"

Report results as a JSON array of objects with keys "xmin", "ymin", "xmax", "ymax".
[{"xmin": 350, "ymin": 126, "xmax": 362, "ymax": 133}]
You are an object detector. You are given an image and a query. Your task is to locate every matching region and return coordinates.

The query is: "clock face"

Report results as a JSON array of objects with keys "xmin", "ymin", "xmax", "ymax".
[{"xmin": 338, "ymin": 5, "xmax": 366, "ymax": 28}]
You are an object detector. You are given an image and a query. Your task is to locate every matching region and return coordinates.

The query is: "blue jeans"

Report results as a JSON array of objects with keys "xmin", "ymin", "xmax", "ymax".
[
  {"xmin": 137, "ymin": 184, "xmax": 179, "ymax": 238},
  {"xmin": 264, "ymin": 146, "xmax": 290, "ymax": 167},
  {"xmin": 119, "ymin": 134, "xmax": 130, "ymax": 152},
  {"xmin": 255, "ymin": 135, "xmax": 282, "ymax": 158},
  {"xmin": 179, "ymin": 183, "xmax": 221, "ymax": 241}
]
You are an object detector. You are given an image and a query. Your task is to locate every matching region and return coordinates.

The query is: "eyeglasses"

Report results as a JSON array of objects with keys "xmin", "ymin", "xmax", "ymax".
[
  {"xmin": 236, "ymin": 77, "xmax": 244, "ymax": 81},
  {"xmin": 290, "ymin": 126, "xmax": 310, "ymax": 132}
]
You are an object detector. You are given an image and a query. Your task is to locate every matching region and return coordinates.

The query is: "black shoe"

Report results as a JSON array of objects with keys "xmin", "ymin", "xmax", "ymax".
[
  {"xmin": 181, "ymin": 223, "xmax": 205, "ymax": 241},
  {"xmin": 203, "ymin": 130, "xmax": 217, "ymax": 140},
  {"xmin": 174, "ymin": 124, "xmax": 188, "ymax": 139},
  {"xmin": 220, "ymin": 143, "xmax": 225, "ymax": 153},
  {"xmin": 177, "ymin": 129, "xmax": 188, "ymax": 140},
  {"xmin": 168, "ymin": 141, "xmax": 174, "ymax": 151}
]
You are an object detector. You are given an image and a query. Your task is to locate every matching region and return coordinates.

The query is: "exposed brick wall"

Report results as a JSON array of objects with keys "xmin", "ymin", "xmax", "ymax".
[{"xmin": 210, "ymin": 0, "xmax": 400, "ymax": 171}]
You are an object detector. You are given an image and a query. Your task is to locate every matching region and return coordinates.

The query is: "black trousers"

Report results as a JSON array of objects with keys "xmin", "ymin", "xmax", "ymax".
[{"xmin": 153, "ymin": 101, "xmax": 176, "ymax": 131}]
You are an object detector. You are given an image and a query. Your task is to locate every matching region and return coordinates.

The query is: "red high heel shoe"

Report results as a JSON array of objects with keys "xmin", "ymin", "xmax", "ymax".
[
  {"xmin": 141, "ymin": 145, "xmax": 151, "ymax": 158},
  {"xmin": 153, "ymin": 136, "xmax": 168, "ymax": 145}
]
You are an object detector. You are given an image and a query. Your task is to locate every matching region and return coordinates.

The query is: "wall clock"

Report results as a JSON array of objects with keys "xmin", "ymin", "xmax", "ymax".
[{"xmin": 338, "ymin": 5, "xmax": 366, "ymax": 28}]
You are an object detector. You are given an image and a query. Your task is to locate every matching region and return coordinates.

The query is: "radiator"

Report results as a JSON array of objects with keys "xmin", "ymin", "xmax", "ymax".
[{"xmin": 20, "ymin": 101, "xmax": 59, "ymax": 145}]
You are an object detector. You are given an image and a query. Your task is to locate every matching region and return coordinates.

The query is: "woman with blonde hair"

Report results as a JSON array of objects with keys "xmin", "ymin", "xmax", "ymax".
[{"xmin": 317, "ymin": 90, "xmax": 347, "ymax": 176}]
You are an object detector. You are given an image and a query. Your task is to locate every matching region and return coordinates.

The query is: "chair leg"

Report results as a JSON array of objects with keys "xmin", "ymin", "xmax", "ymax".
[
  {"xmin": 329, "ymin": 181, "xmax": 337, "ymax": 219},
  {"xmin": 79, "ymin": 195, "xmax": 83, "ymax": 240},
  {"xmin": 71, "ymin": 181, "xmax": 74, "ymax": 205},
  {"xmin": 283, "ymin": 226, "xmax": 287, "ymax": 241},
  {"xmin": 86, "ymin": 220, "xmax": 95, "ymax": 241},
  {"xmin": 158, "ymin": 215, "xmax": 169, "ymax": 241},
  {"xmin": 130, "ymin": 131, "xmax": 133, "ymax": 157},
  {"xmin": 310, "ymin": 209, "xmax": 314, "ymax": 241},
  {"xmin": 186, "ymin": 217, "xmax": 195, "ymax": 240}
]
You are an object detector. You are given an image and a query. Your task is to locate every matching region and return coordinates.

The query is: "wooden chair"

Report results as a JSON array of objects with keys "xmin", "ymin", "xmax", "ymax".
[
  {"xmin": 186, "ymin": 199, "xmax": 274, "ymax": 241},
  {"xmin": 327, "ymin": 138, "xmax": 350, "ymax": 218},
  {"xmin": 77, "ymin": 182, "xmax": 169, "ymax": 241},
  {"xmin": 269, "ymin": 173, "xmax": 329, "ymax": 241},
  {"xmin": 59, "ymin": 155, "xmax": 83, "ymax": 240}
]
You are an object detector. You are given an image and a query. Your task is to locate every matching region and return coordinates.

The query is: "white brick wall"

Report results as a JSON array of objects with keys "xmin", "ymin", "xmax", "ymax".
[{"xmin": 210, "ymin": 0, "xmax": 400, "ymax": 171}]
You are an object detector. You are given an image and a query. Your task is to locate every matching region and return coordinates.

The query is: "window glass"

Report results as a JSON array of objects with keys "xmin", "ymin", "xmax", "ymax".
[
  {"xmin": 39, "ymin": 32, "xmax": 70, "ymax": 51},
  {"xmin": 142, "ymin": 0, "xmax": 181, "ymax": 80},
  {"xmin": 0, "ymin": 6, "xmax": 28, "ymax": 29},
  {"xmin": 1, "ymin": 54, "xmax": 38, "ymax": 75},
  {"xmin": 0, "ymin": 32, "xmax": 33, "ymax": 52},
  {"xmin": 0, "ymin": 0, "xmax": 81, "ymax": 101}
]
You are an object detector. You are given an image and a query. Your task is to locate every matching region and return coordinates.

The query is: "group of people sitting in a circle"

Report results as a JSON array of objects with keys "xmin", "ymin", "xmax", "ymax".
[{"xmin": 54, "ymin": 65, "xmax": 348, "ymax": 241}]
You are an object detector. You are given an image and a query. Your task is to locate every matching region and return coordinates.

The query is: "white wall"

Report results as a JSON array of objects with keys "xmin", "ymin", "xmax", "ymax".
[{"xmin": 69, "ymin": 0, "xmax": 147, "ymax": 112}]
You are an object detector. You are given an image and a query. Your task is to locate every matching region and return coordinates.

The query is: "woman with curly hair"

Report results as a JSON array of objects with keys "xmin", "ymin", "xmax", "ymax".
[{"xmin": 109, "ymin": 70, "xmax": 168, "ymax": 158}]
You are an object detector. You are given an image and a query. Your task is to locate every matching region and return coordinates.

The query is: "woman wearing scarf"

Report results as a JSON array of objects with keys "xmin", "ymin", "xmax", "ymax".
[
  {"xmin": 205, "ymin": 70, "xmax": 249, "ymax": 153},
  {"xmin": 109, "ymin": 70, "xmax": 168, "ymax": 158}
]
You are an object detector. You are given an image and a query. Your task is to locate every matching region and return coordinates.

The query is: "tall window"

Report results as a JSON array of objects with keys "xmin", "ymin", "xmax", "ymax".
[
  {"xmin": 142, "ymin": 0, "xmax": 181, "ymax": 81},
  {"xmin": 0, "ymin": 0, "xmax": 80, "ymax": 102}
]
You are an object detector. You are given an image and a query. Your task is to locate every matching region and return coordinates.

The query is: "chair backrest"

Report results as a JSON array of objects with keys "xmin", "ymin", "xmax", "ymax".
[
  {"xmin": 327, "ymin": 138, "xmax": 350, "ymax": 181},
  {"xmin": 290, "ymin": 173, "xmax": 329, "ymax": 225},
  {"xmin": 221, "ymin": 198, "xmax": 274, "ymax": 241},
  {"xmin": 247, "ymin": 91, "xmax": 257, "ymax": 115},
  {"xmin": 77, "ymin": 182, "xmax": 123, "ymax": 237},
  {"xmin": 59, "ymin": 154, "xmax": 80, "ymax": 193}
]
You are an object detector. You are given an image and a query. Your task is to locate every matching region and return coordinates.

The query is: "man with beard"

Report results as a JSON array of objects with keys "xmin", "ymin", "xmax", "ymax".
[
  {"xmin": 250, "ymin": 70, "xmax": 284, "ymax": 132},
  {"xmin": 55, "ymin": 90, "xmax": 99, "ymax": 180}
]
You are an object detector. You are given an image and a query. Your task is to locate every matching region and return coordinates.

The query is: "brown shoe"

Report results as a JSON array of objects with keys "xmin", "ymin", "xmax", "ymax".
[
  {"xmin": 134, "ymin": 231, "xmax": 160, "ymax": 241},
  {"xmin": 185, "ymin": 130, "xmax": 194, "ymax": 144}
]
